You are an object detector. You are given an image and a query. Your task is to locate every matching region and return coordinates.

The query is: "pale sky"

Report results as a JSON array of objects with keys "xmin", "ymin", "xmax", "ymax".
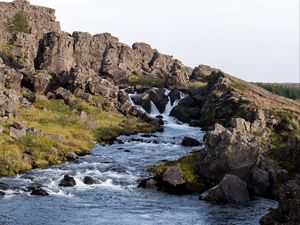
[{"xmin": 4, "ymin": 0, "xmax": 300, "ymax": 82}]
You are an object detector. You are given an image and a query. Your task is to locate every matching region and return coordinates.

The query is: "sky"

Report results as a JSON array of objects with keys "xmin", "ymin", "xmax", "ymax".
[{"xmin": 4, "ymin": 0, "xmax": 299, "ymax": 82}]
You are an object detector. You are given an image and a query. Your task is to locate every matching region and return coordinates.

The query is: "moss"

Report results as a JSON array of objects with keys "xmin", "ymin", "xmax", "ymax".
[
  {"xmin": 7, "ymin": 12, "xmax": 30, "ymax": 34},
  {"xmin": 0, "ymin": 43, "xmax": 14, "ymax": 62},
  {"xmin": 149, "ymin": 151, "xmax": 206, "ymax": 192},
  {"xmin": 230, "ymin": 81, "xmax": 248, "ymax": 91},
  {"xmin": 187, "ymin": 81, "xmax": 208, "ymax": 91},
  {"xmin": 129, "ymin": 74, "xmax": 166, "ymax": 87}
]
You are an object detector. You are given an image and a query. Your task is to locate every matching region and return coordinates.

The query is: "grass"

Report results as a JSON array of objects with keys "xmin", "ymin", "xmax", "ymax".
[
  {"xmin": 7, "ymin": 12, "xmax": 30, "ymax": 34},
  {"xmin": 129, "ymin": 74, "xmax": 166, "ymax": 87},
  {"xmin": 187, "ymin": 81, "xmax": 208, "ymax": 91},
  {"xmin": 149, "ymin": 151, "xmax": 207, "ymax": 192},
  {"xmin": 0, "ymin": 97, "xmax": 154, "ymax": 176},
  {"xmin": 230, "ymin": 81, "xmax": 248, "ymax": 91}
]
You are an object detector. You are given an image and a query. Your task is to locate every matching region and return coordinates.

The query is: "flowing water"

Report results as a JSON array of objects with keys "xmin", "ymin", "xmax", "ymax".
[{"xmin": 0, "ymin": 93, "xmax": 277, "ymax": 225}]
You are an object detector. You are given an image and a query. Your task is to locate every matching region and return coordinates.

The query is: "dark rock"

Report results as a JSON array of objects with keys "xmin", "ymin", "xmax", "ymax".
[
  {"xmin": 0, "ymin": 182, "xmax": 11, "ymax": 191},
  {"xmin": 155, "ymin": 115, "xmax": 163, "ymax": 119},
  {"xmin": 181, "ymin": 137, "xmax": 201, "ymax": 147},
  {"xmin": 248, "ymin": 168, "xmax": 270, "ymax": 196},
  {"xmin": 200, "ymin": 174, "xmax": 249, "ymax": 204},
  {"xmin": 65, "ymin": 152, "xmax": 78, "ymax": 161},
  {"xmin": 83, "ymin": 176, "xmax": 97, "ymax": 185},
  {"xmin": 12, "ymin": 121, "xmax": 26, "ymax": 130},
  {"xmin": 138, "ymin": 178, "xmax": 158, "ymax": 190},
  {"xmin": 9, "ymin": 127, "xmax": 26, "ymax": 139},
  {"xmin": 260, "ymin": 178, "xmax": 300, "ymax": 225},
  {"xmin": 168, "ymin": 89, "xmax": 181, "ymax": 105},
  {"xmin": 0, "ymin": 191, "xmax": 5, "ymax": 197},
  {"xmin": 30, "ymin": 186, "xmax": 49, "ymax": 196},
  {"xmin": 59, "ymin": 175, "xmax": 76, "ymax": 187}
]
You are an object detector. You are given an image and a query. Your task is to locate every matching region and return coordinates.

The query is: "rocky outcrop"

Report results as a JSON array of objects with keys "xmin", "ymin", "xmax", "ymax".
[
  {"xmin": 200, "ymin": 174, "xmax": 249, "ymax": 204},
  {"xmin": 30, "ymin": 186, "xmax": 49, "ymax": 196},
  {"xmin": 260, "ymin": 177, "xmax": 300, "ymax": 225}
]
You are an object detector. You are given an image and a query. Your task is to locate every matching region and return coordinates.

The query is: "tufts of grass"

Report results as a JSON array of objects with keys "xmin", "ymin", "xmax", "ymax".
[
  {"xmin": 7, "ymin": 12, "xmax": 30, "ymax": 34},
  {"xmin": 230, "ymin": 81, "xmax": 248, "ymax": 91},
  {"xmin": 187, "ymin": 81, "xmax": 208, "ymax": 91},
  {"xmin": 129, "ymin": 74, "xmax": 166, "ymax": 87}
]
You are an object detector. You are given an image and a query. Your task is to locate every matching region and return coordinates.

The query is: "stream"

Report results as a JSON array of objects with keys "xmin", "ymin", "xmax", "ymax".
[{"xmin": 0, "ymin": 93, "xmax": 277, "ymax": 225}]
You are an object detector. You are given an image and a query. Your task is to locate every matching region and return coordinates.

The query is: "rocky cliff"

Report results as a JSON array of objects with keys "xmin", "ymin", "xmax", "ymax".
[{"xmin": 0, "ymin": 0, "xmax": 299, "ymax": 224}]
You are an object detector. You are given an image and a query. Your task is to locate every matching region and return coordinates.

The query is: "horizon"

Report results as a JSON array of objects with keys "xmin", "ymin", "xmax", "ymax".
[{"xmin": 2, "ymin": 0, "xmax": 300, "ymax": 83}]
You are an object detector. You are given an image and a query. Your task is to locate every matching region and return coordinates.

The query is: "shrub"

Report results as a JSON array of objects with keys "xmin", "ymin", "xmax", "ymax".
[{"xmin": 7, "ymin": 12, "xmax": 30, "ymax": 34}]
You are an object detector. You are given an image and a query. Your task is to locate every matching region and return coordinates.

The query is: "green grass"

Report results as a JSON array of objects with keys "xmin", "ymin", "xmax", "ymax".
[
  {"xmin": 0, "ymin": 98, "xmax": 155, "ymax": 176},
  {"xmin": 187, "ymin": 81, "xmax": 208, "ymax": 91},
  {"xmin": 7, "ymin": 12, "xmax": 30, "ymax": 34},
  {"xmin": 230, "ymin": 81, "xmax": 248, "ymax": 91},
  {"xmin": 149, "ymin": 151, "xmax": 207, "ymax": 192},
  {"xmin": 129, "ymin": 74, "xmax": 166, "ymax": 87}
]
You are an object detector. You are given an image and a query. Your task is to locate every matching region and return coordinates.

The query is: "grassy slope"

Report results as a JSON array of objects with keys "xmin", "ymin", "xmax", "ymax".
[{"xmin": 0, "ymin": 97, "xmax": 154, "ymax": 176}]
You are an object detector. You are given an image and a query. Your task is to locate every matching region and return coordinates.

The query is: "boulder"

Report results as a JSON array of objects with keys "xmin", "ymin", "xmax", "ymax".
[
  {"xmin": 30, "ymin": 186, "xmax": 49, "ymax": 196},
  {"xmin": 162, "ymin": 166, "xmax": 185, "ymax": 187},
  {"xmin": 65, "ymin": 152, "xmax": 78, "ymax": 161},
  {"xmin": 35, "ymin": 32, "xmax": 74, "ymax": 74},
  {"xmin": 181, "ymin": 137, "xmax": 201, "ymax": 147},
  {"xmin": 9, "ymin": 127, "xmax": 26, "ymax": 139},
  {"xmin": 248, "ymin": 168, "xmax": 270, "ymax": 196},
  {"xmin": 200, "ymin": 174, "xmax": 249, "ymax": 204},
  {"xmin": 138, "ymin": 178, "xmax": 158, "ymax": 190},
  {"xmin": 59, "ymin": 175, "xmax": 76, "ymax": 187},
  {"xmin": 83, "ymin": 176, "xmax": 98, "ymax": 185}
]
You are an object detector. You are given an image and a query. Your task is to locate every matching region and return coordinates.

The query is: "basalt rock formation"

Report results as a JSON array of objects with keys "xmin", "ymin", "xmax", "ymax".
[{"xmin": 1, "ymin": 0, "xmax": 300, "ymax": 223}]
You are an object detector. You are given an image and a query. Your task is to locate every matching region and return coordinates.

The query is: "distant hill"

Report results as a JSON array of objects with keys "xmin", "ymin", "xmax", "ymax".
[{"xmin": 253, "ymin": 82, "xmax": 300, "ymax": 101}]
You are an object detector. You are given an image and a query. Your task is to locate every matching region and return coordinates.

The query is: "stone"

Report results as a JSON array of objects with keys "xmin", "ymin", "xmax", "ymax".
[
  {"xmin": 65, "ymin": 152, "xmax": 78, "ymax": 161},
  {"xmin": 162, "ymin": 166, "xmax": 185, "ymax": 187},
  {"xmin": 200, "ymin": 174, "xmax": 249, "ymax": 204},
  {"xmin": 45, "ymin": 134, "xmax": 65, "ymax": 143},
  {"xmin": 83, "ymin": 176, "xmax": 97, "ymax": 185},
  {"xmin": 9, "ymin": 127, "xmax": 26, "ymax": 139},
  {"xmin": 35, "ymin": 32, "xmax": 74, "ymax": 74},
  {"xmin": 248, "ymin": 168, "xmax": 270, "ymax": 196},
  {"xmin": 181, "ymin": 137, "xmax": 201, "ymax": 147},
  {"xmin": 138, "ymin": 178, "xmax": 158, "ymax": 190},
  {"xmin": 59, "ymin": 175, "xmax": 76, "ymax": 187},
  {"xmin": 30, "ymin": 186, "xmax": 49, "ymax": 196}
]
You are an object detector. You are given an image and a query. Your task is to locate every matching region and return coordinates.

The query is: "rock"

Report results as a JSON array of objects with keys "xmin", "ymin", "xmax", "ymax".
[
  {"xmin": 248, "ymin": 168, "xmax": 270, "ymax": 196},
  {"xmin": 52, "ymin": 87, "xmax": 73, "ymax": 105},
  {"xmin": 22, "ymin": 70, "xmax": 52, "ymax": 94},
  {"xmin": 168, "ymin": 89, "xmax": 181, "ymax": 105},
  {"xmin": 45, "ymin": 134, "xmax": 65, "ymax": 143},
  {"xmin": 59, "ymin": 175, "xmax": 76, "ymax": 187},
  {"xmin": 260, "ymin": 178, "xmax": 300, "ymax": 225},
  {"xmin": 162, "ymin": 166, "xmax": 185, "ymax": 187},
  {"xmin": 12, "ymin": 121, "xmax": 26, "ymax": 130},
  {"xmin": 0, "ymin": 191, "xmax": 5, "ymax": 197},
  {"xmin": 0, "ymin": 126, "xmax": 4, "ymax": 134},
  {"xmin": 190, "ymin": 64, "xmax": 219, "ymax": 81},
  {"xmin": 9, "ymin": 127, "xmax": 26, "ymax": 139},
  {"xmin": 0, "ymin": 182, "xmax": 11, "ymax": 191},
  {"xmin": 65, "ymin": 152, "xmax": 78, "ymax": 161},
  {"xmin": 138, "ymin": 178, "xmax": 158, "ymax": 190},
  {"xmin": 30, "ymin": 186, "xmax": 49, "ymax": 196},
  {"xmin": 35, "ymin": 32, "xmax": 74, "ymax": 74},
  {"xmin": 83, "ymin": 176, "xmax": 97, "ymax": 185},
  {"xmin": 181, "ymin": 137, "xmax": 201, "ymax": 147},
  {"xmin": 200, "ymin": 174, "xmax": 249, "ymax": 204}
]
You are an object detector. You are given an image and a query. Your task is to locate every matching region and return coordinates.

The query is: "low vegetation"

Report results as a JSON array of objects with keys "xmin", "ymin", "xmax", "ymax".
[
  {"xmin": 129, "ymin": 74, "xmax": 166, "ymax": 87},
  {"xmin": 0, "ymin": 97, "xmax": 154, "ymax": 176},
  {"xmin": 255, "ymin": 83, "xmax": 300, "ymax": 101},
  {"xmin": 149, "ymin": 151, "xmax": 207, "ymax": 192},
  {"xmin": 7, "ymin": 12, "xmax": 30, "ymax": 34},
  {"xmin": 187, "ymin": 81, "xmax": 207, "ymax": 91}
]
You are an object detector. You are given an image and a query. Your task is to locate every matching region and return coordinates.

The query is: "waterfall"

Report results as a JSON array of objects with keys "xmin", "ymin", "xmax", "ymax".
[{"xmin": 150, "ymin": 101, "xmax": 160, "ymax": 115}]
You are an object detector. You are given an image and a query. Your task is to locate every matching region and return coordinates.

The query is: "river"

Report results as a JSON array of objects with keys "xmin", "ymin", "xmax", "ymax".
[{"xmin": 0, "ymin": 93, "xmax": 277, "ymax": 225}]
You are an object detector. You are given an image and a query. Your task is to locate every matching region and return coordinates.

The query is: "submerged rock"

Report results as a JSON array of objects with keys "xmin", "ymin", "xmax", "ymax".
[
  {"xmin": 65, "ymin": 152, "xmax": 78, "ymax": 161},
  {"xmin": 59, "ymin": 175, "xmax": 76, "ymax": 187},
  {"xmin": 138, "ymin": 178, "xmax": 158, "ymax": 190},
  {"xmin": 30, "ymin": 186, "xmax": 49, "ymax": 196},
  {"xmin": 83, "ymin": 176, "xmax": 97, "ymax": 185},
  {"xmin": 200, "ymin": 174, "xmax": 249, "ymax": 204}
]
